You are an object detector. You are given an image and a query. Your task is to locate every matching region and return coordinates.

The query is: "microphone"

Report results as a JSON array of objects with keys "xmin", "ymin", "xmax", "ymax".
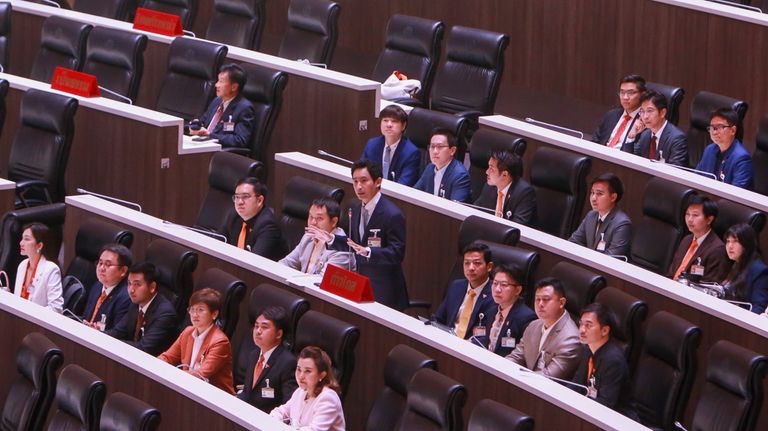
[
  {"xmin": 518, "ymin": 367, "xmax": 590, "ymax": 395},
  {"xmin": 318, "ymin": 150, "xmax": 353, "ymax": 165},
  {"xmin": 707, "ymin": 0, "xmax": 762, "ymax": 12},
  {"xmin": 674, "ymin": 421, "xmax": 689, "ymax": 431},
  {"xmin": 451, "ymin": 200, "xmax": 497, "ymax": 215},
  {"xmin": 525, "ymin": 117, "xmax": 585, "ymax": 139},
  {"xmin": 347, "ymin": 208, "xmax": 354, "ymax": 272},
  {"xmin": 161, "ymin": 220, "xmax": 227, "ymax": 242},
  {"xmin": 724, "ymin": 299, "xmax": 752, "ymax": 311},
  {"xmin": 76, "ymin": 188, "xmax": 143, "ymax": 212},
  {"xmin": 0, "ymin": 270, "xmax": 9, "ymax": 292},
  {"xmin": 607, "ymin": 254, "xmax": 629, "ymax": 262},
  {"xmin": 39, "ymin": 0, "xmax": 61, "ymax": 7},
  {"xmin": 469, "ymin": 335, "xmax": 486, "ymax": 348},
  {"xmin": 182, "ymin": 30, "xmax": 197, "ymax": 38},
  {"xmin": 650, "ymin": 160, "xmax": 718, "ymax": 180},
  {"xmin": 98, "ymin": 86, "xmax": 133, "ymax": 105},
  {"xmin": 297, "ymin": 59, "xmax": 328, "ymax": 69},
  {"xmin": 62, "ymin": 308, "xmax": 85, "ymax": 323}
]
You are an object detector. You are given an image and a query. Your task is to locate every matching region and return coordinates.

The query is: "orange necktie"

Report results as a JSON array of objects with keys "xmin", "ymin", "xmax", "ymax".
[
  {"xmin": 608, "ymin": 114, "xmax": 631, "ymax": 148},
  {"xmin": 252, "ymin": 354, "xmax": 265, "ymax": 388},
  {"xmin": 673, "ymin": 238, "xmax": 699, "ymax": 280},
  {"xmin": 455, "ymin": 290, "xmax": 477, "ymax": 339},
  {"xmin": 495, "ymin": 190, "xmax": 504, "ymax": 218},
  {"xmin": 237, "ymin": 222, "xmax": 247, "ymax": 249},
  {"xmin": 587, "ymin": 356, "xmax": 595, "ymax": 380},
  {"xmin": 90, "ymin": 289, "xmax": 108, "ymax": 322}
]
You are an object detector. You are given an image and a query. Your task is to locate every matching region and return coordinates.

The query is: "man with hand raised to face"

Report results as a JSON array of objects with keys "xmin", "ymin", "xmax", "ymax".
[{"xmin": 625, "ymin": 90, "xmax": 689, "ymax": 167}]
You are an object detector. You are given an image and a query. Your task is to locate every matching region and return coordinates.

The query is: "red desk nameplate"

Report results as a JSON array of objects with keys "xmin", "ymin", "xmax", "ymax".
[
  {"xmin": 133, "ymin": 7, "xmax": 183, "ymax": 36},
  {"xmin": 50, "ymin": 67, "xmax": 100, "ymax": 97},
  {"xmin": 320, "ymin": 265, "xmax": 375, "ymax": 303}
]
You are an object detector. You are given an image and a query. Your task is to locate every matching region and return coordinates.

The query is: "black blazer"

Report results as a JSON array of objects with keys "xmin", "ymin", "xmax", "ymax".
[
  {"xmin": 667, "ymin": 232, "xmax": 730, "ymax": 283},
  {"xmin": 572, "ymin": 341, "xmax": 638, "ymax": 420},
  {"xmin": 479, "ymin": 300, "xmax": 537, "ymax": 357},
  {"xmin": 474, "ymin": 179, "xmax": 537, "ymax": 226},
  {"xmin": 228, "ymin": 207, "xmax": 288, "ymax": 261},
  {"xmin": 199, "ymin": 94, "xmax": 256, "ymax": 149},
  {"xmin": 632, "ymin": 123, "xmax": 689, "ymax": 167},
  {"xmin": 237, "ymin": 344, "xmax": 298, "ymax": 413},
  {"xmin": 591, "ymin": 107, "xmax": 640, "ymax": 151},
  {"xmin": 79, "ymin": 278, "xmax": 131, "ymax": 331},
  {"xmin": 105, "ymin": 293, "xmax": 178, "ymax": 356}
]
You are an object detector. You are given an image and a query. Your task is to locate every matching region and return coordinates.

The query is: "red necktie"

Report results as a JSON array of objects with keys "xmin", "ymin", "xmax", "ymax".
[
  {"xmin": 649, "ymin": 134, "xmax": 657, "ymax": 160},
  {"xmin": 207, "ymin": 103, "xmax": 224, "ymax": 130},
  {"xmin": 608, "ymin": 114, "xmax": 631, "ymax": 148},
  {"xmin": 133, "ymin": 309, "xmax": 145, "ymax": 341}
]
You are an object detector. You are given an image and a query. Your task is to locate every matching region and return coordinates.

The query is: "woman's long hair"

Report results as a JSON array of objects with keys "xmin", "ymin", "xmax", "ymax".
[
  {"xmin": 299, "ymin": 346, "xmax": 341, "ymax": 396},
  {"xmin": 724, "ymin": 223, "xmax": 759, "ymax": 301}
]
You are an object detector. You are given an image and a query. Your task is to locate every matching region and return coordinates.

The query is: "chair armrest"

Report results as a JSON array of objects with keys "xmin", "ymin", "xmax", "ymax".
[
  {"xmin": 407, "ymin": 299, "xmax": 431, "ymax": 310},
  {"xmin": 15, "ymin": 180, "xmax": 53, "ymax": 208},
  {"xmin": 221, "ymin": 147, "xmax": 251, "ymax": 157}
]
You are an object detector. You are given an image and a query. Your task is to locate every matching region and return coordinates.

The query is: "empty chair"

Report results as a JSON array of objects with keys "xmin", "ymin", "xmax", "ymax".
[
  {"xmin": 549, "ymin": 261, "xmax": 606, "ymax": 321},
  {"xmin": 406, "ymin": 107, "xmax": 468, "ymax": 168},
  {"xmin": 155, "ymin": 37, "xmax": 227, "ymax": 121},
  {"xmin": 144, "ymin": 238, "xmax": 198, "ymax": 320},
  {"xmin": 140, "ymin": 0, "xmax": 197, "ymax": 29},
  {"xmin": 629, "ymin": 178, "xmax": 695, "ymax": 274},
  {"xmin": 529, "ymin": 146, "xmax": 592, "ymax": 238},
  {"xmin": 294, "ymin": 310, "xmax": 359, "ymax": 401},
  {"xmin": 8, "ymin": 89, "xmax": 78, "ymax": 208},
  {"xmin": 0, "ymin": 2, "xmax": 10, "ymax": 71},
  {"xmin": 73, "ymin": 0, "xmax": 138, "ymax": 21},
  {"xmin": 467, "ymin": 399, "xmax": 534, "ymax": 431},
  {"xmin": 46, "ymin": 364, "xmax": 106, "ymax": 431},
  {"xmin": 646, "ymin": 81, "xmax": 685, "ymax": 126},
  {"xmin": 280, "ymin": 176, "xmax": 344, "ymax": 250},
  {"xmin": 372, "ymin": 14, "xmax": 444, "ymax": 106},
  {"xmin": 690, "ymin": 340, "xmax": 767, "ymax": 431},
  {"xmin": 753, "ymin": 114, "xmax": 768, "ymax": 196},
  {"xmin": 478, "ymin": 240, "xmax": 539, "ymax": 295},
  {"xmin": 278, "ymin": 0, "xmax": 340, "ymax": 66},
  {"xmin": 398, "ymin": 368, "xmax": 466, "ymax": 431},
  {"xmin": 194, "ymin": 267, "xmax": 246, "ymax": 338},
  {"xmin": 594, "ymin": 287, "xmax": 648, "ymax": 375},
  {"xmin": 468, "ymin": 129, "xmax": 527, "ymax": 202},
  {"xmin": 1, "ymin": 333, "xmax": 64, "ymax": 431},
  {"xmin": 0, "ymin": 79, "xmax": 7, "ymax": 139},
  {"xmin": 237, "ymin": 64, "xmax": 289, "ymax": 161},
  {"xmin": 81, "ymin": 27, "xmax": 147, "ymax": 103},
  {"xmin": 99, "ymin": 392, "xmax": 161, "ymax": 431},
  {"xmin": 712, "ymin": 198, "xmax": 766, "ymax": 240},
  {"xmin": 205, "ymin": 0, "xmax": 265, "ymax": 50},
  {"xmin": 631, "ymin": 311, "xmax": 701, "ymax": 431},
  {"xmin": 686, "ymin": 90, "xmax": 748, "ymax": 167},
  {"xmin": 366, "ymin": 345, "xmax": 437, "ymax": 431},
  {"xmin": 30, "ymin": 16, "xmax": 92, "ymax": 82},
  {"xmin": 65, "ymin": 218, "xmax": 134, "ymax": 295}
]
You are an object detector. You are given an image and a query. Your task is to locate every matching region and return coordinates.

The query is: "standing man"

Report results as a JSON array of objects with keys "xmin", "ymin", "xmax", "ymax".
[
  {"xmin": 474, "ymin": 150, "xmax": 537, "ymax": 226},
  {"xmin": 79, "ymin": 244, "xmax": 133, "ymax": 332},
  {"xmin": 667, "ymin": 196, "xmax": 730, "ymax": 282},
  {"xmin": 626, "ymin": 90, "xmax": 689, "ymax": 167},
  {"xmin": 190, "ymin": 64, "xmax": 255, "ymax": 149},
  {"xmin": 591, "ymin": 74, "xmax": 646, "ymax": 151},
  {"xmin": 413, "ymin": 128, "xmax": 471, "ymax": 203},
  {"xmin": 229, "ymin": 177, "xmax": 287, "ymax": 261},
  {"xmin": 482, "ymin": 264, "xmax": 536, "ymax": 357},
  {"xmin": 362, "ymin": 104, "xmax": 421, "ymax": 186},
  {"xmin": 569, "ymin": 173, "xmax": 632, "ymax": 257},
  {"xmin": 695, "ymin": 108, "xmax": 754, "ymax": 190}
]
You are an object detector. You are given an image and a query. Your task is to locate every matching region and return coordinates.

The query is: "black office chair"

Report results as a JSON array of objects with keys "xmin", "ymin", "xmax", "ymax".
[
  {"xmin": 398, "ymin": 368, "xmax": 466, "ymax": 431},
  {"xmin": 467, "ymin": 399, "xmax": 534, "ymax": 431},
  {"xmin": 235, "ymin": 63, "xmax": 289, "ymax": 161},
  {"xmin": 630, "ymin": 178, "xmax": 695, "ymax": 274},
  {"xmin": 686, "ymin": 90, "xmax": 748, "ymax": 167},
  {"xmin": 278, "ymin": 0, "xmax": 340, "ymax": 66},
  {"xmin": 631, "ymin": 311, "xmax": 701, "ymax": 431},
  {"xmin": 73, "ymin": 0, "xmax": 138, "ymax": 21},
  {"xmin": 29, "ymin": 0, "xmax": 71, "ymax": 8},
  {"xmin": 689, "ymin": 340, "xmax": 767, "ymax": 431},
  {"xmin": 280, "ymin": 176, "xmax": 344, "ymax": 250},
  {"xmin": 443, "ymin": 215, "xmax": 520, "ymax": 282},
  {"xmin": 144, "ymin": 238, "xmax": 199, "ymax": 320},
  {"xmin": 46, "ymin": 364, "xmax": 106, "ymax": 431},
  {"xmin": 549, "ymin": 261, "xmax": 606, "ymax": 322},
  {"xmin": 0, "ymin": 2, "xmax": 10, "ymax": 72},
  {"xmin": 478, "ymin": 240, "xmax": 539, "ymax": 296},
  {"xmin": 81, "ymin": 27, "xmax": 147, "ymax": 103},
  {"xmin": 30, "ymin": 16, "xmax": 92, "ymax": 82},
  {"xmin": 646, "ymin": 82, "xmax": 685, "ymax": 126},
  {"xmin": 372, "ymin": 14, "xmax": 444, "ymax": 106},
  {"xmin": 366, "ymin": 345, "xmax": 437, "ymax": 431},
  {"xmin": 0, "ymin": 79, "xmax": 7, "ymax": 139},
  {"xmin": 99, "ymin": 392, "xmax": 161, "ymax": 431},
  {"xmin": 1, "ymin": 332, "xmax": 64, "ymax": 431},
  {"xmin": 754, "ymin": 114, "xmax": 768, "ymax": 196},
  {"xmin": 712, "ymin": 198, "xmax": 766, "ymax": 241},
  {"xmin": 8, "ymin": 89, "xmax": 79, "ymax": 208},
  {"xmin": 594, "ymin": 287, "xmax": 647, "ymax": 376},
  {"xmin": 294, "ymin": 310, "xmax": 359, "ymax": 401},
  {"xmin": 529, "ymin": 146, "xmax": 592, "ymax": 238},
  {"xmin": 140, "ymin": 0, "xmax": 197, "ymax": 29},
  {"xmin": 155, "ymin": 37, "xmax": 227, "ymax": 121},
  {"xmin": 205, "ymin": 0, "xmax": 265, "ymax": 50},
  {"xmin": 405, "ymin": 107, "xmax": 468, "ymax": 169},
  {"xmin": 194, "ymin": 267, "xmax": 247, "ymax": 338},
  {"xmin": 468, "ymin": 129, "xmax": 527, "ymax": 202}
]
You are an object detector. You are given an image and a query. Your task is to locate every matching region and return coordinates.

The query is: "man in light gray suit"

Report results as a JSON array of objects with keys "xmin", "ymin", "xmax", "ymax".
[
  {"xmin": 506, "ymin": 277, "xmax": 580, "ymax": 380},
  {"xmin": 279, "ymin": 197, "xmax": 354, "ymax": 274}
]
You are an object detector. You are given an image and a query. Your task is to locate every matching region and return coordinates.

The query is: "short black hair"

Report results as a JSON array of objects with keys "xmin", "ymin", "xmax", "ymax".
[
  {"xmin": 491, "ymin": 263, "xmax": 523, "ymax": 285},
  {"xmin": 431, "ymin": 127, "xmax": 457, "ymax": 148},
  {"xmin": 534, "ymin": 277, "xmax": 566, "ymax": 299},
  {"xmin": 99, "ymin": 243, "xmax": 133, "ymax": 268},
  {"xmin": 685, "ymin": 195, "xmax": 718, "ymax": 220},
  {"xmin": 639, "ymin": 90, "xmax": 668, "ymax": 112},
  {"xmin": 581, "ymin": 302, "xmax": 618, "ymax": 335},
  {"xmin": 620, "ymin": 74, "xmax": 646, "ymax": 92},
  {"xmin": 591, "ymin": 173, "xmax": 624, "ymax": 203},
  {"xmin": 220, "ymin": 63, "xmax": 246, "ymax": 93},
  {"xmin": 490, "ymin": 150, "xmax": 523, "ymax": 180},
  {"xmin": 235, "ymin": 177, "xmax": 268, "ymax": 198},
  {"xmin": 128, "ymin": 261, "xmax": 158, "ymax": 285},
  {"xmin": 380, "ymin": 104, "xmax": 409, "ymax": 125},
  {"xmin": 351, "ymin": 159, "xmax": 383, "ymax": 182},
  {"xmin": 311, "ymin": 197, "xmax": 341, "ymax": 219},
  {"xmin": 259, "ymin": 305, "xmax": 289, "ymax": 340},
  {"xmin": 709, "ymin": 108, "xmax": 739, "ymax": 127},
  {"xmin": 461, "ymin": 242, "xmax": 492, "ymax": 264}
]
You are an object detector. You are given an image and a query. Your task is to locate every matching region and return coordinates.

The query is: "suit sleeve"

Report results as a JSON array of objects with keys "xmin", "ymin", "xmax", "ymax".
[
  {"xmin": 279, "ymin": 361, "xmax": 299, "ymax": 404},
  {"xmin": 106, "ymin": 310, "xmax": 134, "ymax": 341},
  {"xmin": 593, "ymin": 357, "xmax": 628, "ymax": 409},
  {"xmin": 321, "ymin": 250, "xmax": 355, "ymax": 274},
  {"xmin": 238, "ymin": 351, "xmax": 258, "ymax": 400},
  {"xmin": 432, "ymin": 291, "xmax": 452, "ymax": 325},
  {"xmin": 750, "ymin": 269, "xmax": 768, "ymax": 314},
  {"xmin": 731, "ymin": 155, "xmax": 755, "ymax": 190},
  {"xmin": 128, "ymin": 306, "xmax": 178, "ymax": 356},
  {"xmin": 397, "ymin": 147, "xmax": 421, "ymax": 186},
  {"xmin": 449, "ymin": 170, "xmax": 472, "ymax": 204},
  {"xmin": 368, "ymin": 209, "xmax": 406, "ymax": 264},
  {"xmin": 211, "ymin": 102, "xmax": 256, "ymax": 149},
  {"xmin": 157, "ymin": 332, "xmax": 184, "ymax": 365},
  {"xmin": 251, "ymin": 217, "xmax": 286, "ymax": 261},
  {"xmin": 279, "ymin": 237, "xmax": 306, "ymax": 270},
  {"xmin": 44, "ymin": 264, "xmax": 64, "ymax": 313},
  {"xmin": 568, "ymin": 217, "xmax": 589, "ymax": 247},
  {"xmin": 591, "ymin": 112, "xmax": 611, "ymax": 145},
  {"xmin": 196, "ymin": 337, "xmax": 233, "ymax": 386},
  {"xmin": 413, "ymin": 170, "xmax": 429, "ymax": 193},
  {"xmin": 505, "ymin": 337, "xmax": 527, "ymax": 365},
  {"xmin": 510, "ymin": 186, "xmax": 537, "ymax": 225},
  {"xmin": 300, "ymin": 390, "xmax": 344, "ymax": 431},
  {"xmin": 361, "ymin": 139, "xmax": 376, "ymax": 161},
  {"xmin": 667, "ymin": 133, "xmax": 690, "ymax": 167},
  {"xmin": 109, "ymin": 294, "xmax": 133, "ymax": 331},
  {"xmin": 702, "ymin": 244, "xmax": 729, "ymax": 283},
  {"xmin": 605, "ymin": 219, "xmax": 632, "ymax": 257}
]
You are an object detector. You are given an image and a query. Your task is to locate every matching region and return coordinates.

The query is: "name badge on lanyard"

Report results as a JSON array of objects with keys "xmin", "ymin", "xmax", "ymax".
[
  {"xmin": 367, "ymin": 229, "xmax": 382, "ymax": 248},
  {"xmin": 223, "ymin": 115, "xmax": 235, "ymax": 132},
  {"xmin": 261, "ymin": 378, "xmax": 275, "ymax": 399}
]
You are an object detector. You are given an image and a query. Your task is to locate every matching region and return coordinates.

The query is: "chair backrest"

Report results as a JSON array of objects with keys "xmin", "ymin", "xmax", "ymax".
[
  {"xmin": 632, "ymin": 311, "xmax": 701, "ymax": 430},
  {"xmin": 61, "ymin": 275, "xmax": 86, "ymax": 316},
  {"xmin": 0, "ymin": 2, "xmax": 10, "ymax": 71},
  {"xmin": 74, "ymin": 0, "xmax": 138, "ymax": 21},
  {"xmin": 206, "ymin": 0, "xmax": 265, "ymax": 50},
  {"xmin": 445, "ymin": 216, "xmax": 519, "ymax": 282},
  {"xmin": 372, "ymin": 14, "xmax": 444, "ymax": 106},
  {"xmin": 549, "ymin": 261, "xmax": 606, "ymax": 321},
  {"xmin": 429, "ymin": 26, "xmax": 509, "ymax": 115},
  {"xmin": 194, "ymin": 267, "xmax": 247, "ymax": 338},
  {"xmin": 477, "ymin": 241, "xmax": 539, "ymax": 296},
  {"xmin": 691, "ymin": 340, "xmax": 768, "ymax": 431},
  {"xmin": 398, "ymin": 368, "xmax": 466, "ymax": 431},
  {"xmin": 0, "ymin": 79, "xmax": 8, "ymax": 139},
  {"xmin": 155, "ymin": 37, "xmax": 227, "ymax": 121},
  {"xmin": 594, "ymin": 287, "xmax": 648, "ymax": 375},
  {"xmin": 278, "ymin": 0, "xmax": 340, "ymax": 66},
  {"xmin": 239, "ymin": 63, "xmax": 289, "ymax": 161},
  {"xmin": 1, "ymin": 332, "xmax": 63, "ymax": 431},
  {"xmin": 468, "ymin": 129, "xmax": 527, "ymax": 202},
  {"xmin": 646, "ymin": 81, "xmax": 685, "ymax": 126},
  {"xmin": 280, "ymin": 176, "xmax": 344, "ymax": 250},
  {"xmin": 99, "ymin": 392, "xmax": 160, "ymax": 431},
  {"xmin": 686, "ymin": 90, "xmax": 748, "ymax": 167},
  {"xmin": 65, "ymin": 218, "xmax": 134, "ymax": 295},
  {"xmin": 82, "ymin": 27, "xmax": 147, "ymax": 102},
  {"xmin": 30, "ymin": 16, "xmax": 92, "ymax": 82},
  {"xmin": 366, "ymin": 344, "xmax": 437, "ymax": 431},
  {"xmin": 140, "ymin": 0, "xmax": 197, "ymax": 29},
  {"xmin": 529, "ymin": 146, "xmax": 592, "ymax": 238},
  {"xmin": 753, "ymin": 114, "xmax": 768, "ymax": 196},
  {"xmin": 294, "ymin": 310, "xmax": 360, "ymax": 401},
  {"xmin": 467, "ymin": 399, "xmax": 534, "ymax": 431},
  {"xmin": 194, "ymin": 151, "xmax": 265, "ymax": 235},
  {"xmin": 405, "ymin": 107, "xmax": 468, "ymax": 168},
  {"xmin": 630, "ymin": 178, "xmax": 695, "ymax": 274},
  {"xmin": 712, "ymin": 198, "xmax": 766, "ymax": 241},
  {"xmin": 144, "ymin": 238, "xmax": 199, "ymax": 319},
  {"xmin": 46, "ymin": 364, "xmax": 106, "ymax": 431}
]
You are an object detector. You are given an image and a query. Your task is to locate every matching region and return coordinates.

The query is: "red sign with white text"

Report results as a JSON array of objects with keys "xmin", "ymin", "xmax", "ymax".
[
  {"xmin": 50, "ymin": 67, "xmax": 100, "ymax": 97},
  {"xmin": 320, "ymin": 265, "xmax": 374, "ymax": 303},
  {"xmin": 133, "ymin": 7, "xmax": 183, "ymax": 36}
]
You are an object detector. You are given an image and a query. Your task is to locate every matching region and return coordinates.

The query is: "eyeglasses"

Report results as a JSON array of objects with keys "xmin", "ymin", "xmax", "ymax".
[
  {"xmin": 96, "ymin": 260, "xmax": 120, "ymax": 268},
  {"xmin": 188, "ymin": 306, "xmax": 210, "ymax": 316},
  {"xmin": 428, "ymin": 144, "xmax": 450, "ymax": 151},
  {"xmin": 232, "ymin": 194, "xmax": 254, "ymax": 202},
  {"xmin": 706, "ymin": 124, "xmax": 733, "ymax": 132},
  {"xmin": 618, "ymin": 90, "xmax": 639, "ymax": 97},
  {"xmin": 491, "ymin": 280, "xmax": 521, "ymax": 288}
]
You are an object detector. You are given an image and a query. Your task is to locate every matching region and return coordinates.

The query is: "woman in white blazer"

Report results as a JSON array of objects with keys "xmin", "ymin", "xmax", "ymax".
[{"xmin": 13, "ymin": 223, "xmax": 63, "ymax": 313}]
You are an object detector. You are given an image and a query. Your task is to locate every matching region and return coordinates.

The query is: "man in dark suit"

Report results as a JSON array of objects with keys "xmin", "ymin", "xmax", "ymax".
[
  {"xmin": 228, "ymin": 177, "xmax": 287, "ymax": 260},
  {"xmin": 190, "ymin": 63, "xmax": 255, "ymax": 149},
  {"xmin": 433, "ymin": 242, "xmax": 496, "ymax": 339},
  {"xmin": 481, "ymin": 264, "xmax": 536, "ymax": 357},
  {"xmin": 591, "ymin": 74, "xmax": 646, "ymax": 152},
  {"xmin": 667, "ymin": 196, "xmax": 730, "ymax": 282},
  {"xmin": 106, "ymin": 262, "xmax": 178, "ymax": 356},
  {"xmin": 79, "ymin": 244, "xmax": 133, "ymax": 332},
  {"xmin": 474, "ymin": 150, "xmax": 537, "ymax": 226},
  {"xmin": 695, "ymin": 108, "xmax": 754, "ymax": 190},
  {"xmin": 238, "ymin": 306, "xmax": 298, "ymax": 413},
  {"xmin": 569, "ymin": 173, "xmax": 632, "ymax": 257},
  {"xmin": 361, "ymin": 104, "xmax": 420, "ymax": 186},
  {"xmin": 414, "ymin": 128, "xmax": 471, "ymax": 203},
  {"xmin": 625, "ymin": 90, "xmax": 689, "ymax": 167}
]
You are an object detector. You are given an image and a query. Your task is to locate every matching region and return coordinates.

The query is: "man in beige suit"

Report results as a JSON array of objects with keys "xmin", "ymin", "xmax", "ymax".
[{"xmin": 506, "ymin": 277, "xmax": 581, "ymax": 380}]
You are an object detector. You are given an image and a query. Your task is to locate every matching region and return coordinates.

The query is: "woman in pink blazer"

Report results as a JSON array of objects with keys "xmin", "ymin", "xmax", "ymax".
[{"xmin": 13, "ymin": 223, "xmax": 63, "ymax": 313}]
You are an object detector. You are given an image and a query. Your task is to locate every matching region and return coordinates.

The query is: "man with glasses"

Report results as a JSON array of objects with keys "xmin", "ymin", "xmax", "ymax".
[
  {"xmin": 624, "ymin": 90, "xmax": 689, "ymax": 167},
  {"xmin": 413, "ymin": 128, "xmax": 471, "ymax": 202},
  {"xmin": 474, "ymin": 149, "xmax": 537, "ymax": 225},
  {"xmin": 79, "ymin": 244, "xmax": 133, "ymax": 331},
  {"xmin": 695, "ymin": 108, "xmax": 754, "ymax": 190},
  {"xmin": 229, "ymin": 177, "xmax": 287, "ymax": 260},
  {"xmin": 480, "ymin": 263, "xmax": 536, "ymax": 357},
  {"xmin": 591, "ymin": 74, "xmax": 646, "ymax": 151}
]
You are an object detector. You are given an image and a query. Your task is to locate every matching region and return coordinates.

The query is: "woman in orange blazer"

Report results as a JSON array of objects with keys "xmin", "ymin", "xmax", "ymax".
[{"xmin": 158, "ymin": 288, "xmax": 235, "ymax": 394}]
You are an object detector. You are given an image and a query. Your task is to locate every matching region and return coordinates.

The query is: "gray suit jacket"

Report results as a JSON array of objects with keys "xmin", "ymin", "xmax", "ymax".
[
  {"xmin": 568, "ymin": 206, "xmax": 632, "ymax": 257},
  {"xmin": 279, "ymin": 227, "xmax": 354, "ymax": 274},
  {"xmin": 505, "ymin": 312, "xmax": 581, "ymax": 380}
]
